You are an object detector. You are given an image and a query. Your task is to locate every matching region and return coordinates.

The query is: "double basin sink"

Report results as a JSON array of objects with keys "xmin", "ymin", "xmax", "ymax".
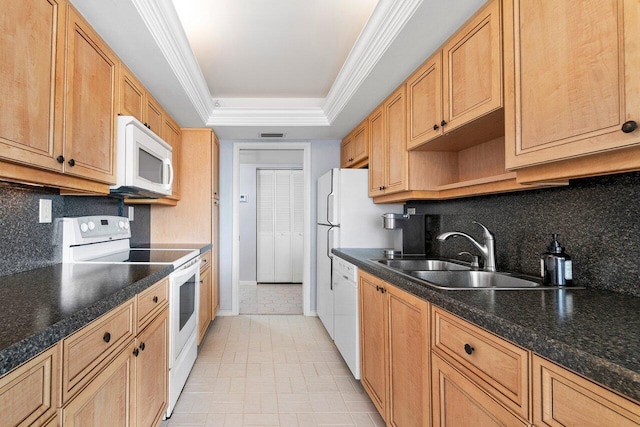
[{"xmin": 372, "ymin": 258, "xmax": 556, "ymax": 290}]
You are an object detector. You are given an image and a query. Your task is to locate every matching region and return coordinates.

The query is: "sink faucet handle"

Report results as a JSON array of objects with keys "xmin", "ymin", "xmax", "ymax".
[
  {"xmin": 472, "ymin": 221, "xmax": 494, "ymax": 241},
  {"xmin": 458, "ymin": 251, "xmax": 481, "ymax": 269}
]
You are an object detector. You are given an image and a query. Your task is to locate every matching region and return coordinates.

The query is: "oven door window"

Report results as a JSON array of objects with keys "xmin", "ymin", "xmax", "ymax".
[
  {"xmin": 138, "ymin": 147, "xmax": 164, "ymax": 184},
  {"xmin": 179, "ymin": 275, "xmax": 196, "ymax": 331}
]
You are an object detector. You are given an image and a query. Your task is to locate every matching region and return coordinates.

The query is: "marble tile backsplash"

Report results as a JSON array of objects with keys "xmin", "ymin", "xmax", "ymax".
[
  {"xmin": 0, "ymin": 183, "xmax": 150, "ymax": 277},
  {"xmin": 407, "ymin": 171, "xmax": 640, "ymax": 297}
]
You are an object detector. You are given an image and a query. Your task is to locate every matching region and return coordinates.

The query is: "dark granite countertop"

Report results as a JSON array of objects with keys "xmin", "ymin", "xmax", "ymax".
[
  {"xmin": 333, "ymin": 248, "xmax": 640, "ymax": 403},
  {"xmin": 0, "ymin": 263, "xmax": 172, "ymax": 376},
  {"xmin": 0, "ymin": 243, "xmax": 211, "ymax": 376}
]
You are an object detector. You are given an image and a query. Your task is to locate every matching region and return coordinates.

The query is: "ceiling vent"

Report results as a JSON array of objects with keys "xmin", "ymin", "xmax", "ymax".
[{"xmin": 260, "ymin": 132, "xmax": 285, "ymax": 138}]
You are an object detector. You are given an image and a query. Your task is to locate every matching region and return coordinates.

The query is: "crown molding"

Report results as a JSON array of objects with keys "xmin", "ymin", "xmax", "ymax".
[
  {"xmin": 131, "ymin": 0, "xmax": 214, "ymax": 123},
  {"xmin": 207, "ymin": 107, "xmax": 329, "ymax": 127},
  {"xmin": 135, "ymin": 0, "xmax": 422, "ymax": 128},
  {"xmin": 323, "ymin": 0, "xmax": 423, "ymax": 123}
]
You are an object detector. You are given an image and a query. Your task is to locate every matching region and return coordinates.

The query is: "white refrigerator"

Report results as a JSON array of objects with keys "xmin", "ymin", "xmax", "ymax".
[{"xmin": 316, "ymin": 168, "xmax": 401, "ymax": 338}]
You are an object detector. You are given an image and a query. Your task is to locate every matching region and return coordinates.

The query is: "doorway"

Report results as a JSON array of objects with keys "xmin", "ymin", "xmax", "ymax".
[{"xmin": 233, "ymin": 145, "xmax": 311, "ymax": 315}]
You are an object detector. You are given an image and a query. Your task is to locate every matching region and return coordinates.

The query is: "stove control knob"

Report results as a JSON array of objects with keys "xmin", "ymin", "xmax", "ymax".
[
  {"xmin": 80, "ymin": 223, "xmax": 89, "ymax": 233},
  {"xmin": 88, "ymin": 221, "xmax": 96, "ymax": 230},
  {"xmin": 124, "ymin": 222, "xmax": 130, "ymax": 229},
  {"xmin": 118, "ymin": 220, "xmax": 124, "ymax": 229}
]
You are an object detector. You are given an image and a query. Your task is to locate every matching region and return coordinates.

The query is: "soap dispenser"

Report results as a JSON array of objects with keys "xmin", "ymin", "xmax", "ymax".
[{"xmin": 541, "ymin": 234, "xmax": 573, "ymax": 286}]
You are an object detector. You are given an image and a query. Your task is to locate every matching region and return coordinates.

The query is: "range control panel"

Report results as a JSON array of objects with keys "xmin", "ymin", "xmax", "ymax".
[{"xmin": 62, "ymin": 216, "xmax": 131, "ymax": 246}]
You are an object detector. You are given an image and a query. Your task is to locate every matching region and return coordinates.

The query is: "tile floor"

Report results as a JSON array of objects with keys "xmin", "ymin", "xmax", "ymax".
[
  {"xmin": 240, "ymin": 284, "xmax": 303, "ymax": 315},
  {"xmin": 162, "ymin": 315, "xmax": 383, "ymax": 427}
]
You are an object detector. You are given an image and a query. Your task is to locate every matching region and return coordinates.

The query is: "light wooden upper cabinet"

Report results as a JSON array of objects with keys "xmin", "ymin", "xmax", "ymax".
[
  {"xmin": 0, "ymin": 0, "xmax": 67, "ymax": 172},
  {"xmin": 145, "ymin": 95, "xmax": 163, "ymax": 137},
  {"xmin": 368, "ymin": 107, "xmax": 386, "ymax": 196},
  {"xmin": 341, "ymin": 120, "xmax": 369, "ymax": 168},
  {"xmin": 369, "ymin": 87, "xmax": 409, "ymax": 197},
  {"xmin": 533, "ymin": 355, "xmax": 640, "ymax": 427},
  {"xmin": 163, "ymin": 117, "xmax": 181, "ymax": 200},
  {"xmin": 442, "ymin": 0, "xmax": 502, "ymax": 134},
  {"xmin": 119, "ymin": 66, "xmax": 145, "ymax": 123},
  {"xmin": 407, "ymin": 51, "xmax": 442, "ymax": 150},
  {"xmin": 504, "ymin": 0, "xmax": 640, "ymax": 169},
  {"xmin": 407, "ymin": 0, "xmax": 502, "ymax": 151},
  {"xmin": 64, "ymin": 5, "xmax": 118, "ymax": 184},
  {"xmin": 119, "ymin": 65, "xmax": 165, "ymax": 138},
  {"xmin": 340, "ymin": 133, "xmax": 353, "ymax": 168}
]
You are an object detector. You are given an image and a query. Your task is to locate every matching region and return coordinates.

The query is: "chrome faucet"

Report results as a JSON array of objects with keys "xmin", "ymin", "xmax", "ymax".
[{"xmin": 436, "ymin": 221, "xmax": 496, "ymax": 272}]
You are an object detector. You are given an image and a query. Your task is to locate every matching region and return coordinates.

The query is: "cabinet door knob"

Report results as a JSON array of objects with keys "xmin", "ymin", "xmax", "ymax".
[
  {"xmin": 103, "ymin": 332, "xmax": 111, "ymax": 343},
  {"xmin": 433, "ymin": 124, "xmax": 439, "ymax": 131},
  {"xmin": 133, "ymin": 348, "xmax": 139, "ymax": 357},
  {"xmin": 56, "ymin": 155, "xmax": 65, "ymax": 164},
  {"xmin": 68, "ymin": 159, "xmax": 75, "ymax": 167},
  {"xmin": 464, "ymin": 343, "xmax": 474, "ymax": 355},
  {"xmin": 139, "ymin": 342, "xmax": 146, "ymax": 351},
  {"xmin": 152, "ymin": 296, "xmax": 158, "ymax": 303},
  {"xmin": 441, "ymin": 120, "xmax": 447, "ymax": 127},
  {"xmin": 622, "ymin": 120, "xmax": 637, "ymax": 133}
]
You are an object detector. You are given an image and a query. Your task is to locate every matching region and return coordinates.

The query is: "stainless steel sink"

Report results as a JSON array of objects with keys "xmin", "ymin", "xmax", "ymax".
[
  {"xmin": 370, "ymin": 257, "xmax": 563, "ymax": 290},
  {"xmin": 374, "ymin": 258, "xmax": 470, "ymax": 271},
  {"xmin": 409, "ymin": 270, "xmax": 544, "ymax": 290}
]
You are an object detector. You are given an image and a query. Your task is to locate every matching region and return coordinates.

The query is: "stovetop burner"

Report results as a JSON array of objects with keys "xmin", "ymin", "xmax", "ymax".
[{"xmin": 61, "ymin": 216, "xmax": 198, "ymax": 268}]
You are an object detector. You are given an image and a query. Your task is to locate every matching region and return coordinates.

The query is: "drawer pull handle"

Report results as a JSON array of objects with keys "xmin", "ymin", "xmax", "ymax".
[
  {"xmin": 103, "ymin": 332, "xmax": 111, "ymax": 343},
  {"xmin": 153, "ymin": 296, "xmax": 158, "ymax": 303},
  {"xmin": 133, "ymin": 348, "xmax": 139, "ymax": 357},
  {"xmin": 140, "ymin": 342, "xmax": 146, "ymax": 351},
  {"xmin": 622, "ymin": 120, "xmax": 637, "ymax": 133},
  {"xmin": 464, "ymin": 343, "xmax": 474, "ymax": 355}
]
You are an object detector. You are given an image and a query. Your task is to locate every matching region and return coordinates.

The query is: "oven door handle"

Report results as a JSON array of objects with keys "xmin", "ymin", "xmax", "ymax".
[{"xmin": 171, "ymin": 257, "xmax": 201, "ymax": 282}]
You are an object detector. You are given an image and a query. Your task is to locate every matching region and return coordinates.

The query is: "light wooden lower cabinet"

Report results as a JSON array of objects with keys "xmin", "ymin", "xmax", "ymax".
[
  {"xmin": 0, "ymin": 344, "xmax": 59, "ymax": 426},
  {"xmin": 533, "ymin": 355, "xmax": 640, "ymax": 427},
  {"xmin": 358, "ymin": 270, "xmax": 430, "ymax": 426},
  {"xmin": 431, "ymin": 307, "xmax": 530, "ymax": 420},
  {"xmin": 431, "ymin": 354, "xmax": 530, "ymax": 427},
  {"xmin": 198, "ymin": 262, "xmax": 212, "ymax": 344},
  {"xmin": 61, "ymin": 341, "xmax": 136, "ymax": 427},
  {"xmin": 135, "ymin": 307, "xmax": 169, "ymax": 427}
]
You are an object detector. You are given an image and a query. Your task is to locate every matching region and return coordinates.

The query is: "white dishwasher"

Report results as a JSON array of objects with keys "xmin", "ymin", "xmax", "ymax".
[{"xmin": 332, "ymin": 256, "xmax": 360, "ymax": 379}]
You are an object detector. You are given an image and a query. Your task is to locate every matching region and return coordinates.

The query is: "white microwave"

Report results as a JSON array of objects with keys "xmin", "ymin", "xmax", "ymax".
[{"xmin": 111, "ymin": 115, "xmax": 174, "ymax": 198}]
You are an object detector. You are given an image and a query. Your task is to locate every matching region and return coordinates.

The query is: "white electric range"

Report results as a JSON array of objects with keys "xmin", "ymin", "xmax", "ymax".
[{"xmin": 61, "ymin": 215, "xmax": 201, "ymax": 418}]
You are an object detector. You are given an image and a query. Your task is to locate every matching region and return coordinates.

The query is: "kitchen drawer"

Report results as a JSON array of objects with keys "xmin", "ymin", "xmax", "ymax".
[
  {"xmin": 0, "ymin": 343, "xmax": 59, "ymax": 426},
  {"xmin": 432, "ymin": 353, "xmax": 530, "ymax": 427},
  {"xmin": 533, "ymin": 355, "xmax": 640, "ymax": 426},
  {"xmin": 200, "ymin": 250, "xmax": 211, "ymax": 272},
  {"xmin": 432, "ymin": 307, "xmax": 530, "ymax": 420},
  {"xmin": 62, "ymin": 299, "xmax": 135, "ymax": 403},
  {"xmin": 137, "ymin": 278, "xmax": 168, "ymax": 331}
]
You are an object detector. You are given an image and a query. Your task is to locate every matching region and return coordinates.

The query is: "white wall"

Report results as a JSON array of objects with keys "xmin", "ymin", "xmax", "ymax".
[
  {"xmin": 239, "ymin": 163, "xmax": 302, "ymax": 282},
  {"xmin": 219, "ymin": 140, "xmax": 340, "ymax": 312}
]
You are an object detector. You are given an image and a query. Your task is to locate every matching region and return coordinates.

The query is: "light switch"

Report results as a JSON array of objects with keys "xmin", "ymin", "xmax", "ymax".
[
  {"xmin": 128, "ymin": 206, "xmax": 135, "ymax": 221},
  {"xmin": 39, "ymin": 199, "xmax": 52, "ymax": 223}
]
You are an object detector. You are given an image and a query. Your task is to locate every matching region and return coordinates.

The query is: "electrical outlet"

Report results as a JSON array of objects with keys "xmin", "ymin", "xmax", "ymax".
[
  {"xmin": 39, "ymin": 199, "xmax": 52, "ymax": 223},
  {"xmin": 407, "ymin": 207, "xmax": 416, "ymax": 215},
  {"xmin": 128, "ymin": 206, "xmax": 135, "ymax": 221}
]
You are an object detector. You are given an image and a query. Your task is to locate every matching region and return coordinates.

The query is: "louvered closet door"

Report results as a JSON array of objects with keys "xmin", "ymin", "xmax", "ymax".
[
  {"xmin": 291, "ymin": 170, "xmax": 304, "ymax": 282},
  {"xmin": 257, "ymin": 170, "xmax": 275, "ymax": 282},
  {"xmin": 274, "ymin": 170, "xmax": 292, "ymax": 282}
]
